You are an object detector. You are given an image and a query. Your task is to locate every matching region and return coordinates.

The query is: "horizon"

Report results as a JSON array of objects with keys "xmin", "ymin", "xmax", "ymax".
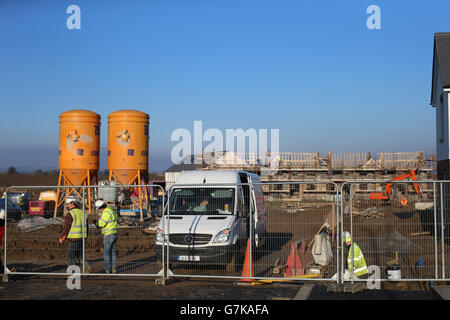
[{"xmin": 0, "ymin": 148, "xmax": 437, "ymax": 174}]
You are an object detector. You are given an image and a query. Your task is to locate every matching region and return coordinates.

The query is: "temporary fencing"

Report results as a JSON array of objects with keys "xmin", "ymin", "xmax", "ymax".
[
  {"xmin": 3, "ymin": 180, "xmax": 450, "ymax": 285},
  {"xmin": 2, "ymin": 184, "xmax": 164, "ymax": 277},
  {"xmin": 340, "ymin": 180, "xmax": 448, "ymax": 283},
  {"xmin": 161, "ymin": 182, "xmax": 339, "ymax": 282}
]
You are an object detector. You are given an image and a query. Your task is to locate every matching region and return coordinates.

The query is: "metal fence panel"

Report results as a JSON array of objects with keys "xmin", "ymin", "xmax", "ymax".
[
  {"xmin": 163, "ymin": 182, "xmax": 339, "ymax": 282},
  {"xmin": 4, "ymin": 186, "xmax": 68, "ymax": 275},
  {"xmin": 340, "ymin": 180, "xmax": 444, "ymax": 282},
  {"xmin": 3, "ymin": 185, "xmax": 165, "ymax": 277},
  {"xmin": 437, "ymin": 182, "xmax": 450, "ymax": 280},
  {"xmin": 5, "ymin": 179, "xmax": 450, "ymax": 284},
  {"xmin": 254, "ymin": 182, "xmax": 340, "ymax": 282},
  {"xmin": 85, "ymin": 184, "xmax": 165, "ymax": 276}
]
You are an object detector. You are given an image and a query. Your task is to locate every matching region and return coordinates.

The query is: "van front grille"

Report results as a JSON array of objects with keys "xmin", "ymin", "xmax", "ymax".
[{"xmin": 169, "ymin": 233, "xmax": 212, "ymax": 245}]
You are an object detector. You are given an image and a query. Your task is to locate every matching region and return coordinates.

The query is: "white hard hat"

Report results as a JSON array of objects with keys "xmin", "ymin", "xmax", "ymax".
[
  {"xmin": 65, "ymin": 197, "xmax": 77, "ymax": 205},
  {"xmin": 95, "ymin": 200, "xmax": 106, "ymax": 209},
  {"xmin": 0, "ymin": 209, "xmax": 4, "ymax": 220},
  {"xmin": 343, "ymin": 231, "xmax": 352, "ymax": 243}
]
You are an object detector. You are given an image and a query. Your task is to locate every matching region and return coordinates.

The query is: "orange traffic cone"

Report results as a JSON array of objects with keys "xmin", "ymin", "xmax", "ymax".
[
  {"xmin": 240, "ymin": 238, "xmax": 254, "ymax": 282},
  {"xmin": 0, "ymin": 225, "xmax": 4, "ymax": 242},
  {"xmin": 284, "ymin": 241, "xmax": 304, "ymax": 277}
]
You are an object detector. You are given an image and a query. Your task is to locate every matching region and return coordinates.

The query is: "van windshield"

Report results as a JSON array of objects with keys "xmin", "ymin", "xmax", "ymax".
[{"xmin": 168, "ymin": 188, "xmax": 235, "ymax": 215}]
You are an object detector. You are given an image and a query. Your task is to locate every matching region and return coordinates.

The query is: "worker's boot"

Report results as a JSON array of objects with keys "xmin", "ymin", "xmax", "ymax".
[{"xmin": 85, "ymin": 263, "xmax": 93, "ymax": 274}]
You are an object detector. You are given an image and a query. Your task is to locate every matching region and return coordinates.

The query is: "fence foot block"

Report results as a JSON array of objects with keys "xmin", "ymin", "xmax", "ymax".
[
  {"xmin": 327, "ymin": 283, "xmax": 365, "ymax": 293},
  {"xmin": 155, "ymin": 278, "xmax": 173, "ymax": 286},
  {"xmin": 2, "ymin": 274, "xmax": 8, "ymax": 283}
]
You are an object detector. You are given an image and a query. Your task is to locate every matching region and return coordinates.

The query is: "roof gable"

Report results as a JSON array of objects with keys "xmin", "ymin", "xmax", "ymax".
[{"xmin": 432, "ymin": 33, "xmax": 450, "ymax": 105}]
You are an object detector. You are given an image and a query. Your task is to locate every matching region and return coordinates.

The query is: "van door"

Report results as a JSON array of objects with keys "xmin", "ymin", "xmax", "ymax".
[
  {"xmin": 238, "ymin": 173, "xmax": 251, "ymax": 239},
  {"xmin": 248, "ymin": 179, "xmax": 266, "ymax": 248},
  {"xmin": 236, "ymin": 186, "xmax": 248, "ymax": 242}
]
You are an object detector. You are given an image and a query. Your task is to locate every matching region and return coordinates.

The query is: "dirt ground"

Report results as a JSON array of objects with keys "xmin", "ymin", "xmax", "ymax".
[
  {"xmin": 0, "ymin": 276, "xmax": 439, "ymax": 301},
  {"xmin": 0, "ymin": 276, "xmax": 303, "ymax": 300}
]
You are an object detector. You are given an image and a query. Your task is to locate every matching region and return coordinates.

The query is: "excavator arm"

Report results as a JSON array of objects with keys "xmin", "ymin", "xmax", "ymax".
[{"xmin": 370, "ymin": 169, "xmax": 421, "ymax": 203}]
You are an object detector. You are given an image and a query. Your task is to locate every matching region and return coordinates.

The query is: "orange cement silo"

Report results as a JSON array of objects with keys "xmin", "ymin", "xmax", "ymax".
[
  {"xmin": 55, "ymin": 109, "xmax": 101, "ymax": 216},
  {"xmin": 107, "ymin": 110, "xmax": 149, "ymax": 221}
]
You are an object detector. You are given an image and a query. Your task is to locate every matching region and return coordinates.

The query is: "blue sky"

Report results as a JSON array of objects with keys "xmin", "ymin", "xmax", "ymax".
[{"xmin": 0, "ymin": 0, "xmax": 447, "ymax": 172}]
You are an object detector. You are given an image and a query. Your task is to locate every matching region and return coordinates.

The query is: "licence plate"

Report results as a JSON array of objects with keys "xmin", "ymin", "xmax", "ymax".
[{"xmin": 178, "ymin": 255, "xmax": 200, "ymax": 262}]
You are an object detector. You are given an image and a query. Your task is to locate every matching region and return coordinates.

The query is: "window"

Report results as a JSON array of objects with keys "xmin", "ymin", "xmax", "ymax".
[{"xmin": 169, "ymin": 188, "xmax": 235, "ymax": 215}]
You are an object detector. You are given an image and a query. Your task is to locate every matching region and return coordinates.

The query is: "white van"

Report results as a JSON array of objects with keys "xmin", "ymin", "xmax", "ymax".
[{"xmin": 155, "ymin": 170, "xmax": 267, "ymax": 271}]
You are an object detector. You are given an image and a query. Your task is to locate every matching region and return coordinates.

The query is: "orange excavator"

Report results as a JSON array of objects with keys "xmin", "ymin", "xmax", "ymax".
[{"xmin": 369, "ymin": 169, "xmax": 422, "ymax": 206}]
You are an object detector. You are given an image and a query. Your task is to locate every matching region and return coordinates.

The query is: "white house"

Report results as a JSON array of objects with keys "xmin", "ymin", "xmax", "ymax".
[
  {"xmin": 214, "ymin": 151, "xmax": 247, "ymax": 166},
  {"xmin": 431, "ymin": 33, "xmax": 450, "ymax": 179},
  {"xmin": 164, "ymin": 155, "xmax": 203, "ymax": 191}
]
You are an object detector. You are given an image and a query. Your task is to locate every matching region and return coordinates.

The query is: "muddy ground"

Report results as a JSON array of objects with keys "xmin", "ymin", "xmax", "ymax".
[{"xmin": 0, "ymin": 275, "xmax": 438, "ymax": 301}]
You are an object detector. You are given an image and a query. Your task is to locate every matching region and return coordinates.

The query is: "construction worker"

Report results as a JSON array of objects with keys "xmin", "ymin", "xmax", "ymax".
[
  {"xmin": 94, "ymin": 200, "xmax": 118, "ymax": 274},
  {"xmin": 59, "ymin": 198, "xmax": 92, "ymax": 272},
  {"xmin": 343, "ymin": 231, "xmax": 368, "ymax": 279}
]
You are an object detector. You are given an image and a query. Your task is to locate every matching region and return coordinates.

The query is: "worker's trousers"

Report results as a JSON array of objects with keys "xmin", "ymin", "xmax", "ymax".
[
  {"xmin": 103, "ymin": 233, "xmax": 117, "ymax": 272},
  {"xmin": 67, "ymin": 240, "xmax": 83, "ymax": 267}
]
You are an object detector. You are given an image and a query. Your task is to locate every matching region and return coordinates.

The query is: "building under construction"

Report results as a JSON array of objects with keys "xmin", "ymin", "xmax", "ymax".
[{"xmin": 165, "ymin": 151, "xmax": 436, "ymax": 201}]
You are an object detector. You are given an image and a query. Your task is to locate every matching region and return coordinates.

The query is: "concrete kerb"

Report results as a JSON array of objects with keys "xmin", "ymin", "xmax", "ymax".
[
  {"xmin": 293, "ymin": 284, "xmax": 315, "ymax": 300},
  {"xmin": 431, "ymin": 286, "xmax": 450, "ymax": 300}
]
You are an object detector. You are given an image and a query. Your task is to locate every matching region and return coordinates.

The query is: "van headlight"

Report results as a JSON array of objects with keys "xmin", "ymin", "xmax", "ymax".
[
  {"xmin": 213, "ymin": 229, "xmax": 230, "ymax": 243},
  {"xmin": 156, "ymin": 228, "xmax": 164, "ymax": 242}
]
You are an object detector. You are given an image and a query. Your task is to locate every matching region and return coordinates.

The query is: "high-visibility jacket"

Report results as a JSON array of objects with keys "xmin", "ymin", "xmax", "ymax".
[
  {"xmin": 67, "ymin": 208, "xmax": 87, "ymax": 239},
  {"xmin": 97, "ymin": 207, "xmax": 118, "ymax": 236},
  {"xmin": 347, "ymin": 243, "xmax": 368, "ymax": 277}
]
